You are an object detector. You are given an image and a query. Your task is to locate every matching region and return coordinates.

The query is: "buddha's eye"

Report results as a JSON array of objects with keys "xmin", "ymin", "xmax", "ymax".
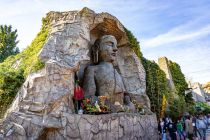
[{"xmin": 105, "ymin": 42, "xmax": 113, "ymax": 47}]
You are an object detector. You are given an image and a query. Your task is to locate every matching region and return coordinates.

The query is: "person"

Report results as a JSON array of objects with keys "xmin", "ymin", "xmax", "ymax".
[
  {"xmin": 168, "ymin": 118, "xmax": 177, "ymax": 140},
  {"xmin": 196, "ymin": 114, "xmax": 207, "ymax": 140},
  {"xmin": 207, "ymin": 114, "xmax": 210, "ymax": 127},
  {"xmin": 192, "ymin": 115, "xmax": 198, "ymax": 139},
  {"xmin": 83, "ymin": 35, "xmax": 143, "ymax": 112},
  {"xmin": 176, "ymin": 119, "xmax": 185, "ymax": 140},
  {"xmin": 185, "ymin": 115, "xmax": 194, "ymax": 140},
  {"xmin": 158, "ymin": 118, "xmax": 167, "ymax": 140}
]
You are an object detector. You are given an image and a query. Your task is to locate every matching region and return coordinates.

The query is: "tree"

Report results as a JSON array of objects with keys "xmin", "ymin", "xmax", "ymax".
[{"xmin": 0, "ymin": 25, "xmax": 19, "ymax": 62}]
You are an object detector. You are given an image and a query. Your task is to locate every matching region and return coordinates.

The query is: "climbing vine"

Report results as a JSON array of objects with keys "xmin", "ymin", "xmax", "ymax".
[
  {"xmin": 142, "ymin": 58, "xmax": 169, "ymax": 118},
  {"xmin": 168, "ymin": 61, "xmax": 188, "ymax": 96}
]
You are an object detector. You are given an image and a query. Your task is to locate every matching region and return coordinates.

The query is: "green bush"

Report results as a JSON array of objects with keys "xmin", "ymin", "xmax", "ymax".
[{"xmin": 0, "ymin": 69, "xmax": 24, "ymax": 116}]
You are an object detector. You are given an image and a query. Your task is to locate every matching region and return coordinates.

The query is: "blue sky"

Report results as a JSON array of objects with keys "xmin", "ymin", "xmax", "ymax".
[{"xmin": 0, "ymin": 0, "xmax": 210, "ymax": 84}]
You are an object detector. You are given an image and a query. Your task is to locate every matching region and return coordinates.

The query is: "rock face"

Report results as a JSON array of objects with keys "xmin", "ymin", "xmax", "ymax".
[
  {"xmin": 158, "ymin": 57, "xmax": 175, "ymax": 90},
  {"xmin": 1, "ymin": 113, "xmax": 157, "ymax": 140},
  {"xmin": 0, "ymin": 7, "xmax": 157, "ymax": 139}
]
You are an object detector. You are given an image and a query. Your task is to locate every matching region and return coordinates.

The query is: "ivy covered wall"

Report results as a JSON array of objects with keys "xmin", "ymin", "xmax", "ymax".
[
  {"xmin": 142, "ymin": 58, "xmax": 169, "ymax": 118},
  {"xmin": 168, "ymin": 61, "xmax": 188, "ymax": 96},
  {"xmin": 167, "ymin": 60, "xmax": 194, "ymax": 119}
]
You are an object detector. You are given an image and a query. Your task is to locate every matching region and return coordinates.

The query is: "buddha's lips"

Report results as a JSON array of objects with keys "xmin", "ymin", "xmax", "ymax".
[{"xmin": 111, "ymin": 53, "xmax": 117, "ymax": 56}]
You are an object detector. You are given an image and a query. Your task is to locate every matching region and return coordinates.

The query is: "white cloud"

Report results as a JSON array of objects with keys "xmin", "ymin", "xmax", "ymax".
[{"xmin": 141, "ymin": 23, "xmax": 210, "ymax": 48}]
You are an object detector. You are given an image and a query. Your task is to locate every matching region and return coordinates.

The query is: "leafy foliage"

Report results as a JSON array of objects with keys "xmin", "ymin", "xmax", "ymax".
[
  {"xmin": 0, "ymin": 69, "xmax": 24, "ymax": 116},
  {"xmin": 195, "ymin": 102, "xmax": 210, "ymax": 114},
  {"xmin": 124, "ymin": 27, "xmax": 143, "ymax": 60},
  {"xmin": 0, "ymin": 17, "xmax": 50, "ymax": 118},
  {"xmin": 168, "ymin": 61, "xmax": 188, "ymax": 96},
  {"xmin": 142, "ymin": 58, "xmax": 169, "ymax": 118},
  {"xmin": 0, "ymin": 25, "xmax": 19, "ymax": 62},
  {"xmin": 166, "ymin": 93, "xmax": 186, "ymax": 120},
  {"xmin": 185, "ymin": 91, "xmax": 194, "ymax": 104},
  {"xmin": 164, "ymin": 61, "xmax": 195, "ymax": 119},
  {"xmin": 168, "ymin": 61, "xmax": 194, "ymax": 107}
]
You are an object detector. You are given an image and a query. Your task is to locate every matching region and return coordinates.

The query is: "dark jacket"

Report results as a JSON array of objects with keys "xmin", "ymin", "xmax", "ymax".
[{"xmin": 158, "ymin": 121, "xmax": 167, "ymax": 134}]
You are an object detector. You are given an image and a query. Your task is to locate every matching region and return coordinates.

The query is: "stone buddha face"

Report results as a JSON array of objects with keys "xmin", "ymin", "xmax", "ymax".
[{"xmin": 98, "ymin": 35, "xmax": 118, "ymax": 63}]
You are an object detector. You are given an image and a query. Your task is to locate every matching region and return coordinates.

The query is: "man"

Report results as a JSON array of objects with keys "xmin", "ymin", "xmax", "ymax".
[{"xmin": 196, "ymin": 114, "xmax": 207, "ymax": 140}]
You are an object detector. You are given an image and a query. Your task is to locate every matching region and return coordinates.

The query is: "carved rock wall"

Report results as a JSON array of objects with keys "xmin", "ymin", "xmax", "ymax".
[
  {"xmin": 1, "ymin": 113, "xmax": 158, "ymax": 140},
  {"xmin": 117, "ymin": 47, "xmax": 146, "ymax": 95}
]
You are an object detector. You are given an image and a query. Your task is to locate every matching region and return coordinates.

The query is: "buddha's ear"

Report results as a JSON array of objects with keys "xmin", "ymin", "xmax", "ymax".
[
  {"xmin": 92, "ymin": 39, "xmax": 100, "ymax": 64},
  {"xmin": 93, "ymin": 49, "xmax": 98, "ymax": 64}
]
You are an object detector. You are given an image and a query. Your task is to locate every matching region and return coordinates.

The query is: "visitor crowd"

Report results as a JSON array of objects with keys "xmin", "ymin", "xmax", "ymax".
[{"xmin": 158, "ymin": 114, "xmax": 210, "ymax": 140}]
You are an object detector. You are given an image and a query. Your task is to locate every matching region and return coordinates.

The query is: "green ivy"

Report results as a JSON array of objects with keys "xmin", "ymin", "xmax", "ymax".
[
  {"xmin": 142, "ymin": 58, "xmax": 169, "ymax": 118},
  {"xmin": 166, "ymin": 94, "xmax": 187, "ymax": 120},
  {"xmin": 168, "ymin": 61, "xmax": 188, "ymax": 96},
  {"xmin": 124, "ymin": 27, "xmax": 143, "ymax": 60},
  {"xmin": 168, "ymin": 60, "xmax": 195, "ymax": 112}
]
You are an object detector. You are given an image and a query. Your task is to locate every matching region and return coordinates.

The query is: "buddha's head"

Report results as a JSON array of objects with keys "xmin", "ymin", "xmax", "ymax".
[{"xmin": 92, "ymin": 35, "xmax": 117, "ymax": 63}]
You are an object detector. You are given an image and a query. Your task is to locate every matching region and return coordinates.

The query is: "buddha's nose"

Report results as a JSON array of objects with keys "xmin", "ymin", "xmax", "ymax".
[{"xmin": 113, "ymin": 46, "xmax": 118, "ymax": 52}]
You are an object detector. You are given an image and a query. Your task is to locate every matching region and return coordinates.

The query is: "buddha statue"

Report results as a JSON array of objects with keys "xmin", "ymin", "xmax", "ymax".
[{"xmin": 83, "ymin": 35, "xmax": 137, "ymax": 112}]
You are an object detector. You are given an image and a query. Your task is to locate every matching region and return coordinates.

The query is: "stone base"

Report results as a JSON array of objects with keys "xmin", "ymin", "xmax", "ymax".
[{"xmin": 1, "ymin": 112, "xmax": 158, "ymax": 140}]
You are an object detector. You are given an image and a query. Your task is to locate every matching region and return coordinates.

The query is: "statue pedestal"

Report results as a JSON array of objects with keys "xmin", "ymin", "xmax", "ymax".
[
  {"xmin": 1, "ymin": 112, "xmax": 158, "ymax": 140},
  {"xmin": 48, "ymin": 113, "xmax": 158, "ymax": 140}
]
